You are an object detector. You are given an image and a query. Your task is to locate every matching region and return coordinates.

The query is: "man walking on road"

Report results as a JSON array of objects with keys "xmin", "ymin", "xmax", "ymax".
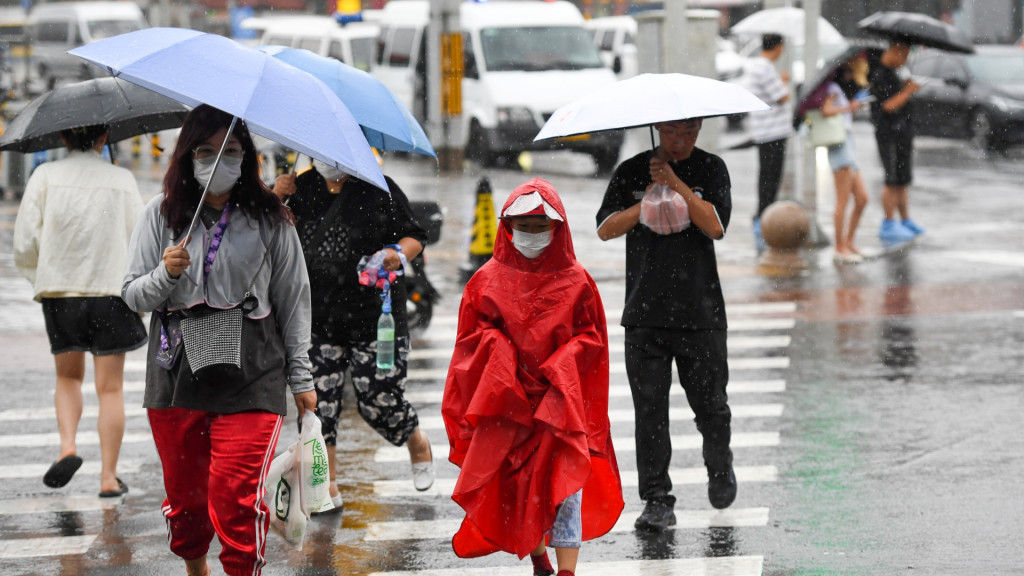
[
  {"xmin": 869, "ymin": 41, "xmax": 923, "ymax": 246},
  {"xmin": 746, "ymin": 33, "xmax": 793, "ymax": 253},
  {"xmin": 596, "ymin": 118, "xmax": 736, "ymax": 532}
]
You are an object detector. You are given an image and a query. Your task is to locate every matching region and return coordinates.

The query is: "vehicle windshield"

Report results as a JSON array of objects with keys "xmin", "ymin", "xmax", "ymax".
[
  {"xmin": 87, "ymin": 19, "xmax": 143, "ymax": 41},
  {"xmin": 966, "ymin": 53, "xmax": 1024, "ymax": 84},
  {"xmin": 480, "ymin": 26, "xmax": 604, "ymax": 72},
  {"xmin": 350, "ymin": 37, "xmax": 375, "ymax": 72}
]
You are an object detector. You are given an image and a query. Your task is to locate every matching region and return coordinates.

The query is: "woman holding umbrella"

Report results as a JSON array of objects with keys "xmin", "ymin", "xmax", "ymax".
[
  {"xmin": 13, "ymin": 123, "xmax": 146, "ymax": 497},
  {"xmin": 122, "ymin": 105, "xmax": 316, "ymax": 576}
]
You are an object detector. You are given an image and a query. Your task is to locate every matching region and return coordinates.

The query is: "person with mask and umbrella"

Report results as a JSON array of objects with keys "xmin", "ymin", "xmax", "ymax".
[
  {"xmin": 13, "ymin": 123, "xmax": 146, "ymax": 498},
  {"xmin": 272, "ymin": 159, "xmax": 435, "ymax": 500}
]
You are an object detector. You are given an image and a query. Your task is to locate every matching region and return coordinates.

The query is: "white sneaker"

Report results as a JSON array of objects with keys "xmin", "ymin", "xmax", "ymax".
[{"xmin": 411, "ymin": 437, "xmax": 435, "ymax": 492}]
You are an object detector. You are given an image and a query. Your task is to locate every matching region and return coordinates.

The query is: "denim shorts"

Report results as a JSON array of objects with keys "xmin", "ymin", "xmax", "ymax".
[
  {"xmin": 548, "ymin": 489, "xmax": 583, "ymax": 548},
  {"xmin": 827, "ymin": 137, "xmax": 858, "ymax": 172}
]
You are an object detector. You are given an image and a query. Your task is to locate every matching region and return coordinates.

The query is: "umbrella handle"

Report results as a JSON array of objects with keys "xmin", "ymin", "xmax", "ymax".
[{"xmin": 182, "ymin": 116, "xmax": 240, "ymax": 245}]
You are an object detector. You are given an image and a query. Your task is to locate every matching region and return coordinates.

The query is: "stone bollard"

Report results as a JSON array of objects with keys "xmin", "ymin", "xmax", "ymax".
[{"xmin": 757, "ymin": 200, "xmax": 810, "ymax": 276}]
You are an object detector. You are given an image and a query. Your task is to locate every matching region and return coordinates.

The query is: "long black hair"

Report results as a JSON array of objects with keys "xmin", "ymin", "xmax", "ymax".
[{"xmin": 161, "ymin": 105, "xmax": 292, "ymax": 238}]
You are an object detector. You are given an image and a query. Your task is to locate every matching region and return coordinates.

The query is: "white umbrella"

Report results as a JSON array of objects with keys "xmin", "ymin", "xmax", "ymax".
[
  {"xmin": 534, "ymin": 73, "xmax": 768, "ymax": 144},
  {"xmin": 731, "ymin": 7, "xmax": 845, "ymax": 45}
]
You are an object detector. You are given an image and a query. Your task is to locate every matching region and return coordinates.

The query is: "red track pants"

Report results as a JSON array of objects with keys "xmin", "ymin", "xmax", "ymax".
[{"xmin": 148, "ymin": 408, "xmax": 283, "ymax": 576}]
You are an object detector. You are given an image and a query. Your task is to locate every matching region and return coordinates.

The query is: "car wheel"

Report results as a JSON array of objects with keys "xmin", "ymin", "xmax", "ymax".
[{"xmin": 969, "ymin": 109, "xmax": 995, "ymax": 151}]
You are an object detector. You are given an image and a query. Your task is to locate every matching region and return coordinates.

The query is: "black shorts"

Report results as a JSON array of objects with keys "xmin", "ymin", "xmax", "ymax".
[
  {"xmin": 875, "ymin": 130, "xmax": 913, "ymax": 187},
  {"xmin": 41, "ymin": 297, "xmax": 147, "ymax": 356}
]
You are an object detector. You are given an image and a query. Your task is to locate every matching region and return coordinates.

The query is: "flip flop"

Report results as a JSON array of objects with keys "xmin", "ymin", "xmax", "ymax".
[
  {"xmin": 43, "ymin": 455, "xmax": 83, "ymax": 488},
  {"xmin": 99, "ymin": 477, "xmax": 128, "ymax": 498}
]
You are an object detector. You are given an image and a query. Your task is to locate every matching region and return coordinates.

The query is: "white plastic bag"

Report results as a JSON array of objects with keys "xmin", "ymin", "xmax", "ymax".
[
  {"xmin": 639, "ymin": 183, "xmax": 690, "ymax": 235},
  {"xmin": 298, "ymin": 410, "xmax": 334, "ymax": 515},
  {"xmin": 265, "ymin": 443, "xmax": 306, "ymax": 549}
]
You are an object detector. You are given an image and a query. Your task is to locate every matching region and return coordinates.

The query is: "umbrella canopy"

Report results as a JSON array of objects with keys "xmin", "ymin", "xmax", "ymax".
[
  {"xmin": 534, "ymin": 73, "xmax": 768, "ymax": 142},
  {"xmin": 858, "ymin": 11, "xmax": 975, "ymax": 54},
  {"xmin": 0, "ymin": 77, "xmax": 189, "ymax": 153},
  {"xmin": 731, "ymin": 7, "xmax": 846, "ymax": 46},
  {"xmin": 258, "ymin": 45, "xmax": 435, "ymax": 158},
  {"xmin": 795, "ymin": 43, "xmax": 884, "ymax": 120},
  {"xmin": 68, "ymin": 27, "xmax": 387, "ymax": 191}
]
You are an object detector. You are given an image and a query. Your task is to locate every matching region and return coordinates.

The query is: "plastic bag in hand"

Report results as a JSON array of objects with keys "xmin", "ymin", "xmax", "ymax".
[
  {"xmin": 357, "ymin": 249, "xmax": 408, "ymax": 290},
  {"xmin": 265, "ymin": 443, "xmax": 306, "ymax": 549},
  {"xmin": 639, "ymin": 183, "xmax": 690, "ymax": 235},
  {"xmin": 298, "ymin": 410, "xmax": 334, "ymax": 515}
]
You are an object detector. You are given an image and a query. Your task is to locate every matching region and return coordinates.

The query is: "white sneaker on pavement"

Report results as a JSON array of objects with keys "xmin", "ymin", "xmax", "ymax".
[{"xmin": 411, "ymin": 438, "xmax": 434, "ymax": 491}]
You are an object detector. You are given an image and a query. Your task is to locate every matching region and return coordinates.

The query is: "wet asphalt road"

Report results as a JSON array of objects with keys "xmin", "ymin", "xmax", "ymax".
[{"xmin": 0, "ymin": 121, "xmax": 1022, "ymax": 575}]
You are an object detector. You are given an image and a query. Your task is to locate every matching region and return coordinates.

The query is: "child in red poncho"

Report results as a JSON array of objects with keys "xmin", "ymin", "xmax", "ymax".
[{"xmin": 442, "ymin": 178, "xmax": 623, "ymax": 576}]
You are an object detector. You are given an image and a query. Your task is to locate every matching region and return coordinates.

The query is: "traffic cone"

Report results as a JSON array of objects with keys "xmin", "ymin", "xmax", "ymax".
[{"xmin": 458, "ymin": 177, "xmax": 497, "ymax": 283}]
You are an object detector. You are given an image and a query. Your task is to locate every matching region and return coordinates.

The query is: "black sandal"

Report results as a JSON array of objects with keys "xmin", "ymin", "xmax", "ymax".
[
  {"xmin": 43, "ymin": 455, "xmax": 83, "ymax": 488},
  {"xmin": 99, "ymin": 477, "xmax": 129, "ymax": 498}
]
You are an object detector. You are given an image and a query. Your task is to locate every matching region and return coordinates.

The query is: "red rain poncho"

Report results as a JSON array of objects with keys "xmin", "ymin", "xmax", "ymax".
[{"xmin": 442, "ymin": 178, "xmax": 623, "ymax": 559}]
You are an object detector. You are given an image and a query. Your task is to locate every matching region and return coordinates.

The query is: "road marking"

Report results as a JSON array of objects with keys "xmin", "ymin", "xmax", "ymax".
[
  {"xmin": 410, "ymin": 335, "xmax": 791, "ymax": 361},
  {"xmin": 415, "ymin": 319, "xmax": 796, "ymax": 345},
  {"xmin": 408, "ymin": 357, "xmax": 789, "ymax": 381},
  {"xmin": 0, "ymin": 406, "xmax": 148, "ymax": 422},
  {"xmin": 373, "ymin": 465, "xmax": 777, "ymax": 498},
  {"xmin": 0, "ymin": 431, "xmax": 151, "ymax": 448},
  {"xmin": 416, "ymin": 404, "xmax": 783, "ymax": 432},
  {"xmin": 364, "ymin": 507, "xmax": 770, "ymax": 542},
  {"xmin": 0, "ymin": 460, "xmax": 141, "ymax": 480},
  {"xmin": 372, "ymin": 431, "xmax": 780, "ymax": 463},
  {"xmin": 370, "ymin": 556, "xmax": 764, "ymax": 576},
  {"xmin": 0, "ymin": 495, "xmax": 125, "ymax": 515},
  {"xmin": 404, "ymin": 379, "xmax": 786, "ymax": 405},
  {"xmin": 83, "ymin": 381, "xmax": 145, "ymax": 393},
  {"xmin": 427, "ymin": 302, "xmax": 797, "ymax": 328},
  {"xmin": 942, "ymin": 250, "xmax": 1024, "ymax": 268},
  {"xmin": 0, "ymin": 535, "xmax": 97, "ymax": 559}
]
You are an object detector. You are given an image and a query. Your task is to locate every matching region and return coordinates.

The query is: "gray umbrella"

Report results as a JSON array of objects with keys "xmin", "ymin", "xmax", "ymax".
[
  {"xmin": 0, "ymin": 76, "xmax": 189, "ymax": 153},
  {"xmin": 858, "ymin": 11, "xmax": 975, "ymax": 54}
]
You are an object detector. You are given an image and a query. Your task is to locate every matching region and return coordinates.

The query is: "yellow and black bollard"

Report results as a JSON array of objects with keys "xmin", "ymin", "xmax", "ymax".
[
  {"xmin": 458, "ymin": 177, "xmax": 497, "ymax": 283},
  {"xmin": 131, "ymin": 135, "xmax": 142, "ymax": 161}
]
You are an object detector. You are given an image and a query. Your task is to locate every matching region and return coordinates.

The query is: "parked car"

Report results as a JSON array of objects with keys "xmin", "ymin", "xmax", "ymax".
[
  {"xmin": 584, "ymin": 15, "xmax": 638, "ymax": 79},
  {"xmin": 250, "ymin": 14, "xmax": 378, "ymax": 72},
  {"xmin": 907, "ymin": 45, "xmax": 1024, "ymax": 152},
  {"xmin": 28, "ymin": 2, "xmax": 146, "ymax": 91}
]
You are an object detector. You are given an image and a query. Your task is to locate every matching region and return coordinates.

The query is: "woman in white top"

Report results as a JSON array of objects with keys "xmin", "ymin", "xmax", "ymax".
[
  {"xmin": 818, "ymin": 56, "xmax": 871, "ymax": 264},
  {"xmin": 13, "ymin": 124, "xmax": 146, "ymax": 496}
]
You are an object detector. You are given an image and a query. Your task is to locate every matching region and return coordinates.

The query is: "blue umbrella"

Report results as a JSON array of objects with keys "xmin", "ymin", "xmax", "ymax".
[
  {"xmin": 68, "ymin": 28, "xmax": 387, "ymax": 192},
  {"xmin": 259, "ymin": 45, "xmax": 435, "ymax": 158}
]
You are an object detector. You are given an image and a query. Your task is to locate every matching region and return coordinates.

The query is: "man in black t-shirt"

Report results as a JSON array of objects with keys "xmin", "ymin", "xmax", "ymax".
[
  {"xmin": 596, "ymin": 118, "xmax": 736, "ymax": 531},
  {"xmin": 869, "ymin": 42, "xmax": 924, "ymax": 246}
]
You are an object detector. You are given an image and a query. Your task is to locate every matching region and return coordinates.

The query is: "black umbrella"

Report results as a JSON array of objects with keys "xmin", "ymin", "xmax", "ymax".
[
  {"xmin": 858, "ymin": 11, "xmax": 975, "ymax": 54},
  {"xmin": 0, "ymin": 76, "xmax": 190, "ymax": 153},
  {"xmin": 794, "ymin": 43, "xmax": 885, "ymax": 123}
]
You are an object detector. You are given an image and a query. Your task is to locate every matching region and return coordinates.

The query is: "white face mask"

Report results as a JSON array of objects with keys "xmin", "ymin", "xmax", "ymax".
[
  {"xmin": 313, "ymin": 158, "xmax": 348, "ymax": 182},
  {"xmin": 511, "ymin": 228, "xmax": 552, "ymax": 259},
  {"xmin": 193, "ymin": 156, "xmax": 242, "ymax": 196}
]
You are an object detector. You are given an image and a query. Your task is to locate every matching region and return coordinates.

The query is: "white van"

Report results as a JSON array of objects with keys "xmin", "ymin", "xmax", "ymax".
[
  {"xmin": 252, "ymin": 15, "xmax": 379, "ymax": 72},
  {"xmin": 375, "ymin": 0, "xmax": 622, "ymax": 172},
  {"xmin": 29, "ymin": 2, "xmax": 147, "ymax": 90},
  {"xmin": 583, "ymin": 15, "xmax": 638, "ymax": 80}
]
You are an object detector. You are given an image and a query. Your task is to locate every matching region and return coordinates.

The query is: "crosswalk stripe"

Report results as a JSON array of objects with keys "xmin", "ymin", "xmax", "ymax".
[
  {"xmin": 416, "ymin": 404, "xmax": 783, "ymax": 432},
  {"xmin": 0, "ymin": 460, "xmax": 141, "ymax": 480},
  {"xmin": 0, "ymin": 406, "xmax": 148, "ymax": 422},
  {"xmin": 373, "ymin": 465, "xmax": 777, "ymax": 498},
  {"xmin": 0, "ymin": 495, "xmax": 124, "ymax": 515},
  {"xmin": 364, "ymin": 507, "xmax": 770, "ymax": 541},
  {"xmin": 0, "ymin": 535, "xmax": 97, "ymax": 559},
  {"xmin": 0, "ymin": 431, "xmax": 151, "ymax": 448},
  {"xmin": 427, "ymin": 302, "xmax": 796, "ymax": 328},
  {"xmin": 369, "ymin": 555, "xmax": 764, "ymax": 576},
  {"xmin": 414, "ymin": 319, "xmax": 795, "ymax": 346},
  {"xmin": 409, "ymin": 336, "xmax": 791, "ymax": 361},
  {"xmin": 371, "ymin": 432, "xmax": 780, "ymax": 463},
  {"xmin": 404, "ymin": 379, "xmax": 786, "ymax": 405},
  {"xmin": 408, "ymin": 357, "xmax": 789, "ymax": 382}
]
